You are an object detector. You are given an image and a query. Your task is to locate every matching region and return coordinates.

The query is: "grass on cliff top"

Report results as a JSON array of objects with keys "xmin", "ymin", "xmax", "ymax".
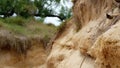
[
  {"xmin": 0, "ymin": 16, "xmax": 57, "ymax": 55},
  {"xmin": 0, "ymin": 16, "xmax": 57, "ymax": 38}
]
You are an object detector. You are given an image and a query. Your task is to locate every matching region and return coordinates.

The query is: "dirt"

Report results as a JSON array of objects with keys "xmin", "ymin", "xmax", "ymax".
[{"xmin": 0, "ymin": 43, "xmax": 47, "ymax": 68}]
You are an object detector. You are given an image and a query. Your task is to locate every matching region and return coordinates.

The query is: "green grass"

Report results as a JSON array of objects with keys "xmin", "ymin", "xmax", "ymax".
[
  {"xmin": 0, "ymin": 17, "xmax": 57, "ymax": 50},
  {"xmin": 0, "ymin": 16, "xmax": 57, "ymax": 54},
  {"xmin": 0, "ymin": 16, "xmax": 57, "ymax": 37},
  {"xmin": 4, "ymin": 16, "xmax": 28, "ymax": 26}
]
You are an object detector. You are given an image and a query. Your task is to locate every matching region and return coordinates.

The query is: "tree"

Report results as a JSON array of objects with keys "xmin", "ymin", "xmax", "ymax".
[
  {"xmin": 0, "ymin": 0, "xmax": 14, "ymax": 17},
  {"xmin": 15, "ymin": 0, "xmax": 37, "ymax": 18},
  {"xmin": 0, "ymin": 0, "xmax": 72, "ymax": 21},
  {"xmin": 59, "ymin": 6, "xmax": 72, "ymax": 20},
  {"xmin": 34, "ymin": 0, "xmax": 66, "ymax": 20}
]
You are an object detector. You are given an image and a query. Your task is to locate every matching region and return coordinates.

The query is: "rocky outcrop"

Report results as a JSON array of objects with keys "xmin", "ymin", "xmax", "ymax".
[{"xmin": 46, "ymin": 0, "xmax": 120, "ymax": 68}]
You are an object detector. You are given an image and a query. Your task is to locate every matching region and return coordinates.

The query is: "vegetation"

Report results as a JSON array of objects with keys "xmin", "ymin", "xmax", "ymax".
[
  {"xmin": 0, "ymin": 16, "xmax": 57, "ymax": 55},
  {"xmin": 0, "ymin": 0, "xmax": 71, "ymax": 44},
  {"xmin": 0, "ymin": 16, "xmax": 57, "ymax": 36},
  {"xmin": 0, "ymin": 0, "xmax": 72, "ymax": 55},
  {"xmin": 0, "ymin": 0, "xmax": 72, "ymax": 21}
]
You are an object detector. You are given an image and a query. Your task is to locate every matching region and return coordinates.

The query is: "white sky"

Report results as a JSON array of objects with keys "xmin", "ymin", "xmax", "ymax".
[{"xmin": 44, "ymin": 17, "xmax": 61, "ymax": 26}]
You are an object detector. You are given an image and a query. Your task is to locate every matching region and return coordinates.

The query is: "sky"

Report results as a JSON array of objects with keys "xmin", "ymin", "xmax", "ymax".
[
  {"xmin": 44, "ymin": 0, "xmax": 73, "ymax": 26},
  {"xmin": 44, "ymin": 17, "xmax": 61, "ymax": 26}
]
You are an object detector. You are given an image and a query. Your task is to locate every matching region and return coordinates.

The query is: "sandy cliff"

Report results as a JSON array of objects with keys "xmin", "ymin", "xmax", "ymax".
[{"xmin": 46, "ymin": 0, "xmax": 120, "ymax": 68}]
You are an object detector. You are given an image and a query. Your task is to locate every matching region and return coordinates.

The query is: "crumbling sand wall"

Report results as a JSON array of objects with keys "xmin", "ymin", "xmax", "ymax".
[{"xmin": 46, "ymin": 0, "xmax": 120, "ymax": 68}]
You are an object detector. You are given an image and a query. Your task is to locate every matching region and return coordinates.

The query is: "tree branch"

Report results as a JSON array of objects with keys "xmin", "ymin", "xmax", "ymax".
[{"xmin": 34, "ymin": 14, "xmax": 65, "ymax": 21}]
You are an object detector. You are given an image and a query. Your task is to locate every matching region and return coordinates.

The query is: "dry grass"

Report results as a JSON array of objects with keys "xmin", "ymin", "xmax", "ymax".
[{"xmin": 0, "ymin": 30, "xmax": 31, "ymax": 55}]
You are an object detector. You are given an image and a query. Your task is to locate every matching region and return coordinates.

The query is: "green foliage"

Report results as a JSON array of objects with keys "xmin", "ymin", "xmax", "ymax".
[
  {"xmin": 15, "ymin": 0, "xmax": 37, "ymax": 18},
  {"xmin": 59, "ymin": 6, "xmax": 72, "ymax": 20},
  {"xmin": 0, "ymin": 0, "xmax": 14, "ymax": 17},
  {"xmin": 34, "ymin": 0, "xmax": 54, "ymax": 17},
  {"xmin": 0, "ymin": 0, "xmax": 72, "ymax": 21}
]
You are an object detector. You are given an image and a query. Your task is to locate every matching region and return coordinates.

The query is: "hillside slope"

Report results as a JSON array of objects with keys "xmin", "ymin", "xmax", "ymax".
[
  {"xmin": 46, "ymin": 0, "xmax": 120, "ymax": 68},
  {"xmin": 0, "ymin": 18, "xmax": 57, "ymax": 68}
]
